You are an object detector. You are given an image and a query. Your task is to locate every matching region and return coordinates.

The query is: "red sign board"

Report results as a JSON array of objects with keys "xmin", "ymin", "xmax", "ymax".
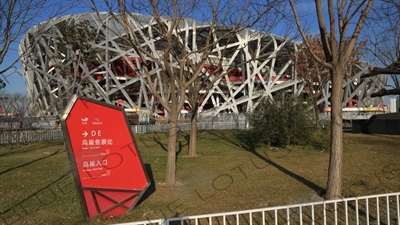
[{"xmin": 61, "ymin": 95, "xmax": 150, "ymax": 219}]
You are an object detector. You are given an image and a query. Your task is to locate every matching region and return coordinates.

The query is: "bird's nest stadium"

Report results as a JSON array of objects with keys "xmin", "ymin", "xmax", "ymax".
[{"xmin": 19, "ymin": 12, "xmax": 387, "ymax": 118}]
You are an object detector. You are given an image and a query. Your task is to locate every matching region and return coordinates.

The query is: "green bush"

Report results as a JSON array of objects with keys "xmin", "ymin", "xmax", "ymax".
[{"xmin": 248, "ymin": 92, "xmax": 315, "ymax": 147}]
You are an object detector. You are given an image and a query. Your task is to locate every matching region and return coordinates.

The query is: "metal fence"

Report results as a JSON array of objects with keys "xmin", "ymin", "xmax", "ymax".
[
  {"xmin": 0, "ymin": 114, "xmax": 249, "ymax": 144},
  {"xmin": 138, "ymin": 119, "xmax": 248, "ymax": 134},
  {"xmin": 0, "ymin": 130, "xmax": 64, "ymax": 144},
  {"xmin": 114, "ymin": 192, "xmax": 400, "ymax": 225}
]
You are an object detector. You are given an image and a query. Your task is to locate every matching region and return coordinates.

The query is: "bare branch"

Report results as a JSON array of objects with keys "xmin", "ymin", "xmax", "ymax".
[{"xmin": 370, "ymin": 88, "xmax": 400, "ymax": 97}]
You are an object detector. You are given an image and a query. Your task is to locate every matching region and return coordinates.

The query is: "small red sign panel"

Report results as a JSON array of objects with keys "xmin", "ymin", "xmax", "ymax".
[{"xmin": 61, "ymin": 96, "xmax": 150, "ymax": 219}]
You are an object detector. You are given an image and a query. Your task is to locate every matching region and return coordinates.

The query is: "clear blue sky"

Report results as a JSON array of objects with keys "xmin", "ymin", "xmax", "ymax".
[{"xmin": 0, "ymin": 52, "xmax": 26, "ymax": 94}]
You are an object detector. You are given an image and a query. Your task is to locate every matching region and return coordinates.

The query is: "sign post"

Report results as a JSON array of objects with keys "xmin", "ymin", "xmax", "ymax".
[{"xmin": 61, "ymin": 95, "xmax": 150, "ymax": 219}]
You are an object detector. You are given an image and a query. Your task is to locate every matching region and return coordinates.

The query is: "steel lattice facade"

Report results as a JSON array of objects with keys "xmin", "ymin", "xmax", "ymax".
[{"xmin": 19, "ymin": 13, "xmax": 386, "ymax": 117}]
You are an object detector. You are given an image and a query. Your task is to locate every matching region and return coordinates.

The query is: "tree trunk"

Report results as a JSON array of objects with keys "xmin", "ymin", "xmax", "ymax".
[
  {"xmin": 188, "ymin": 108, "xmax": 198, "ymax": 157},
  {"xmin": 325, "ymin": 68, "xmax": 344, "ymax": 199},
  {"xmin": 314, "ymin": 100, "xmax": 320, "ymax": 127},
  {"xmin": 165, "ymin": 109, "xmax": 178, "ymax": 186}
]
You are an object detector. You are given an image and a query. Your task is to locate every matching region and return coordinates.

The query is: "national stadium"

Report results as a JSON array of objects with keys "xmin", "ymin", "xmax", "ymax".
[{"xmin": 18, "ymin": 13, "xmax": 387, "ymax": 118}]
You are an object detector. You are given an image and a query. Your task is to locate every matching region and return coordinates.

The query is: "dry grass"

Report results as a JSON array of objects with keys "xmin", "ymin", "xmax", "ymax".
[{"xmin": 0, "ymin": 131, "xmax": 399, "ymax": 225}]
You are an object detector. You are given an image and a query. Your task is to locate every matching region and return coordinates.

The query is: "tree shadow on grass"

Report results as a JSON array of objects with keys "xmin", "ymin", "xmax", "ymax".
[
  {"xmin": 209, "ymin": 130, "xmax": 326, "ymax": 196},
  {"xmin": 0, "ymin": 148, "xmax": 67, "ymax": 176},
  {"xmin": 138, "ymin": 132, "xmax": 168, "ymax": 152},
  {"xmin": 0, "ymin": 139, "xmax": 63, "ymax": 157},
  {"xmin": 177, "ymin": 129, "xmax": 209, "ymax": 156},
  {"xmin": 138, "ymin": 128, "xmax": 209, "ymax": 158},
  {"xmin": 137, "ymin": 129, "xmax": 188, "ymax": 157}
]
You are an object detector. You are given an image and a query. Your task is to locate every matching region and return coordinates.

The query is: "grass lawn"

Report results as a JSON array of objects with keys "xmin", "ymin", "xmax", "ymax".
[{"xmin": 0, "ymin": 130, "xmax": 399, "ymax": 225}]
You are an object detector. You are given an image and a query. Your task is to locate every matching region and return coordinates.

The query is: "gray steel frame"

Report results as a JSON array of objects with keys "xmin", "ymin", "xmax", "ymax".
[{"xmin": 18, "ymin": 13, "xmax": 387, "ymax": 116}]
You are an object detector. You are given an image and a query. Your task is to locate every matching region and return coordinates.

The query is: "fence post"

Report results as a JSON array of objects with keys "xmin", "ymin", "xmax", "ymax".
[{"xmin": 235, "ymin": 114, "xmax": 239, "ymax": 130}]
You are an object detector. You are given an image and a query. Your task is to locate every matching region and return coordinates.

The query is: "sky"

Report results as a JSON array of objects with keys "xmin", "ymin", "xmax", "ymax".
[
  {"xmin": 0, "ymin": 57, "xmax": 26, "ymax": 94},
  {"xmin": 1, "ymin": 0, "xmax": 397, "ymax": 104}
]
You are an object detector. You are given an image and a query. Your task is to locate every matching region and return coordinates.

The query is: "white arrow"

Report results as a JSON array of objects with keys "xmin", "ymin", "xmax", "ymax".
[{"xmin": 82, "ymin": 131, "xmax": 88, "ymax": 137}]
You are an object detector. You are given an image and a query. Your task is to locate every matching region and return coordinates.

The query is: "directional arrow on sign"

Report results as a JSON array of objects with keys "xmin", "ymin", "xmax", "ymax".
[{"xmin": 61, "ymin": 95, "xmax": 150, "ymax": 220}]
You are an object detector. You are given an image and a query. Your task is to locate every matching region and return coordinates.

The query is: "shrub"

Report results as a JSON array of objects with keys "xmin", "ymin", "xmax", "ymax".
[{"xmin": 247, "ymin": 92, "xmax": 314, "ymax": 147}]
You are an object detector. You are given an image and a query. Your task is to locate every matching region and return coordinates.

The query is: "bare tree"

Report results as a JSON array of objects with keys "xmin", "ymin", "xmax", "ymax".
[
  {"xmin": 10, "ymin": 93, "xmax": 35, "ymax": 129},
  {"xmin": 88, "ymin": 0, "xmax": 285, "ymax": 185},
  {"xmin": 0, "ymin": 94, "xmax": 21, "ymax": 130},
  {"xmin": 51, "ymin": 19, "xmax": 102, "ymax": 113},
  {"xmin": 0, "ymin": 0, "xmax": 78, "ymax": 75},
  {"xmin": 291, "ymin": 35, "xmax": 331, "ymax": 126},
  {"xmin": 361, "ymin": 0, "xmax": 400, "ymax": 98},
  {"xmin": 289, "ymin": 0, "xmax": 374, "ymax": 199},
  {"xmin": 0, "ymin": 92, "xmax": 39, "ymax": 144},
  {"xmin": 181, "ymin": 2, "xmax": 285, "ymax": 157},
  {"xmin": 0, "ymin": 93, "xmax": 13, "ymax": 129},
  {"xmin": 291, "ymin": 35, "xmax": 366, "ymax": 125}
]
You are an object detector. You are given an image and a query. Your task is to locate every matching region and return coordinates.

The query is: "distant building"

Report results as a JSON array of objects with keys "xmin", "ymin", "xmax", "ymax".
[
  {"xmin": 389, "ymin": 97, "xmax": 399, "ymax": 113},
  {"xmin": 19, "ymin": 13, "xmax": 387, "ymax": 117}
]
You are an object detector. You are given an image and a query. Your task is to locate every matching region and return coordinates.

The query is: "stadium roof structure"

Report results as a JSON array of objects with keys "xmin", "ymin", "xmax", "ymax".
[{"xmin": 19, "ymin": 12, "xmax": 386, "ymax": 117}]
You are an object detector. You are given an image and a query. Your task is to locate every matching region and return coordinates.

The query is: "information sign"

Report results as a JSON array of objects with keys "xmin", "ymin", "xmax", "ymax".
[
  {"xmin": 139, "ymin": 109, "xmax": 150, "ymax": 124},
  {"xmin": 61, "ymin": 95, "xmax": 150, "ymax": 219}
]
